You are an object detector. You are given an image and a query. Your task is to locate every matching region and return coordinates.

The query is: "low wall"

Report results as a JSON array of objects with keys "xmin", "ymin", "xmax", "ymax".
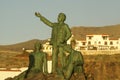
[{"xmin": 81, "ymin": 50, "xmax": 120, "ymax": 55}]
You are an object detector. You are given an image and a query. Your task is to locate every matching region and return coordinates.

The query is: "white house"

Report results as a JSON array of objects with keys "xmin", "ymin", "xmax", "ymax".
[
  {"xmin": 86, "ymin": 34, "xmax": 109, "ymax": 50},
  {"xmin": 109, "ymin": 38, "xmax": 119, "ymax": 50},
  {"xmin": 76, "ymin": 34, "xmax": 120, "ymax": 50},
  {"xmin": 22, "ymin": 34, "xmax": 120, "ymax": 55},
  {"xmin": 75, "ymin": 40, "xmax": 86, "ymax": 50},
  {"xmin": 42, "ymin": 41, "xmax": 52, "ymax": 56}
]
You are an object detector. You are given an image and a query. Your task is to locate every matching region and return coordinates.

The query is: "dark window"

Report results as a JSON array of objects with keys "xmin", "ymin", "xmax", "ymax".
[
  {"xmin": 110, "ymin": 41, "xmax": 113, "ymax": 45},
  {"xmin": 103, "ymin": 36, "xmax": 107, "ymax": 40},
  {"xmin": 104, "ymin": 41, "xmax": 107, "ymax": 45},
  {"xmin": 88, "ymin": 36, "xmax": 92, "ymax": 40},
  {"xmin": 88, "ymin": 41, "xmax": 91, "ymax": 45},
  {"xmin": 98, "ymin": 41, "xmax": 101, "ymax": 44},
  {"xmin": 82, "ymin": 42, "xmax": 86, "ymax": 45}
]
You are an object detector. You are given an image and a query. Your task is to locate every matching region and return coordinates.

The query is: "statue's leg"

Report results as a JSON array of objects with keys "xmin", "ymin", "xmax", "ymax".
[
  {"xmin": 64, "ymin": 63, "xmax": 74, "ymax": 80},
  {"xmin": 59, "ymin": 47, "xmax": 66, "ymax": 68},
  {"xmin": 73, "ymin": 66, "xmax": 86, "ymax": 80},
  {"xmin": 52, "ymin": 44, "xmax": 59, "ymax": 73}
]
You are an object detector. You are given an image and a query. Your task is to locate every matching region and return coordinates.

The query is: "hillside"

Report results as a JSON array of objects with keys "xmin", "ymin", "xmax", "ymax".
[
  {"xmin": 0, "ymin": 24, "xmax": 120, "ymax": 51},
  {"xmin": 71, "ymin": 24, "xmax": 120, "ymax": 40},
  {"xmin": 0, "ymin": 39, "xmax": 47, "ymax": 52}
]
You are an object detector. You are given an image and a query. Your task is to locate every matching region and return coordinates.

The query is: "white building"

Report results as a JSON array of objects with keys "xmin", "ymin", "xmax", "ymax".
[
  {"xmin": 109, "ymin": 38, "xmax": 119, "ymax": 50},
  {"xmin": 23, "ymin": 34, "xmax": 120, "ymax": 55},
  {"xmin": 86, "ymin": 34, "xmax": 109, "ymax": 50},
  {"xmin": 43, "ymin": 41, "xmax": 52, "ymax": 56},
  {"xmin": 75, "ymin": 34, "xmax": 120, "ymax": 50}
]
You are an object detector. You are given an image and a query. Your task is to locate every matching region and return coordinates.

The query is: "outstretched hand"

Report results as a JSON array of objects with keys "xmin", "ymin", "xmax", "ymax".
[{"xmin": 35, "ymin": 12, "xmax": 42, "ymax": 17}]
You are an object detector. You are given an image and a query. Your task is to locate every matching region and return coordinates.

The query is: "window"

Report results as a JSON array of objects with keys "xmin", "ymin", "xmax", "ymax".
[
  {"xmin": 82, "ymin": 42, "xmax": 86, "ymax": 45},
  {"xmin": 98, "ymin": 41, "xmax": 101, "ymax": 44},
  {"xmin": 88, "ymin": 36, "xmax": 92, "ymax": 40},
  {"xmin": 50, "ymin": 47, "xmax": 52, "ymax": 50},
  {"xmin": 104, "ymin": 41, "xmax": 107, "ymax": 45},
  {"xmin": 103, "ymin": 36, "xmax": 108, "ymax": 40},
  {"xmin": 88, "ymin": 41, "xmax": 91, "ymax": 45},
  {"xmin": 110, "ymin": 41, "xmax": 113, "ymax": 45}
]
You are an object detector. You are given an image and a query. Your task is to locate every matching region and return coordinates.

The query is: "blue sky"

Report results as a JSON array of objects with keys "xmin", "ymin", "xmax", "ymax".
[{"xmin": 0, "ymin": 0, "xmax": 120, "ymax": 45}]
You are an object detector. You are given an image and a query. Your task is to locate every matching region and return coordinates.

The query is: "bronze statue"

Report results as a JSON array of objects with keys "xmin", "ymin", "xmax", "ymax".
[
  {"xmin": 25, "ymin": 42, "xmax": 47, "ymax": 77},
  {"xmin": 62, "ymin": 44, "xmax": 85, "ymax": 80},
  {"xmin": 5, "ymin": 12, "xmax": 86, "ymax": 80},
  {"xmin": 14, "ymin": 42, "xmax": 47, "ymax": 80},
  {"xmin": 35, "ymin": 12, "xmax": 72, "ymax": 73}
]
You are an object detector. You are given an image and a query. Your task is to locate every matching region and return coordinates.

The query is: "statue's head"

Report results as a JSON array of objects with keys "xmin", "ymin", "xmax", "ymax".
[
  {"xmin": 58, "ymin": 13, "xmax": 66, "ymax": 22},
  {"xmin": 34, "ymin": 41, "xmax": 42, "ymax": 51}
]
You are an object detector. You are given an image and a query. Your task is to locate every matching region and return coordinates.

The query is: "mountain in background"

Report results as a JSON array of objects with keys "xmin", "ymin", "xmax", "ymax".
[
  {"xmin": 0, "ymin": 39, "xmax": 47, "ymax": 52},
  {"xmin": 0, "ymin": 24, "xmax": 120, "ymax": 51},
  {"xmin": 71, "ymin": 24, "xmax": 120, "ymax": 40}
]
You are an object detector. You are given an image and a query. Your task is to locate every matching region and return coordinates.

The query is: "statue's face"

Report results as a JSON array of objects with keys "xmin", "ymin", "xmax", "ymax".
[{"xmin": 58, "ymin": 13, "xmax": 66, "ymax": 22}]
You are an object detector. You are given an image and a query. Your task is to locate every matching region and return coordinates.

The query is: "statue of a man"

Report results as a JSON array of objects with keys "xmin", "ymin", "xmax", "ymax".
[
  {"xmin": 35, "ymin": 12, "xmax": 72, "ymax": 73},
  {"xmin": 62, "ymin": 44, "xmax": 85, "ymax": 80},
  {"xmin": 25, "ymin": 42, "xmax": 47, "ymax": 78},
  {"xmin": 14, "ymin": 42, "xmax": 47, "ymax": 80}
]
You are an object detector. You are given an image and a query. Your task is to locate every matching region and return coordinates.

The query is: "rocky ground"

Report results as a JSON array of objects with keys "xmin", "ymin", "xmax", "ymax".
[{"xmin": 2, "ymin": 51, "xmax": 120, "ymax": 80}]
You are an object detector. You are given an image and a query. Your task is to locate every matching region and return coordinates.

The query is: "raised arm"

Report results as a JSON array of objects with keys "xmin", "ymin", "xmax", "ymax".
[{"xmin": 35, "ymin": 12, "xmax": 54, "ymax": 27}]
